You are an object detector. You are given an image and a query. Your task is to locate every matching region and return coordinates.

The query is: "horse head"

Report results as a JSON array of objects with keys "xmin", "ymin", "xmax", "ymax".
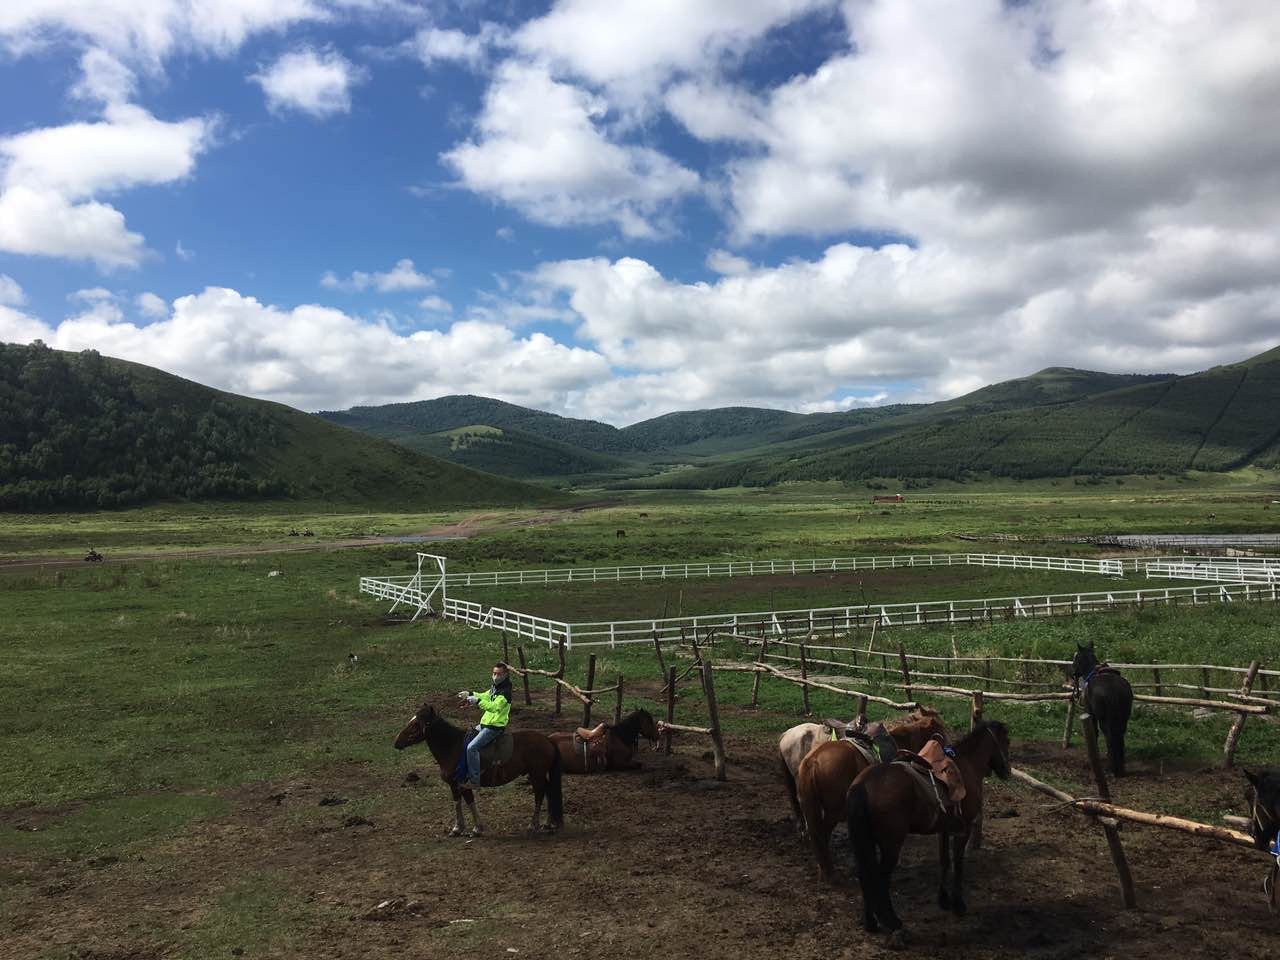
[
  {"xmin": 1243, "ymin": 768, "xmax": 1280, "ymax": 852},
  {"xmin": 394, "ymin": 703, "xmax": 435, "ymax": 750},
  {"xmin": 889, "ymin": 704, "xmax": 946, "ymax": 751},
  {"xmin": 980, "ymin": 720, "xmax": 1011, "ymax": 780},
  {"xmin": 1071, "ymin": 642, "xmax": 1098, "ymax": 680}
]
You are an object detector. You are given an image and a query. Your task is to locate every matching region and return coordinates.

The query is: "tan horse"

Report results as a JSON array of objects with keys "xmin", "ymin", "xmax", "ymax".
[{"xmin": 794, "ymin": 706, "xmax": 946, "ymax": 880}]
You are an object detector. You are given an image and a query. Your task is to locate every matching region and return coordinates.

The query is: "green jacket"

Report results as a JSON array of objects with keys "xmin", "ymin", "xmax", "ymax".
[{"xmin": 474, "ymin": 689, "xmax": 511, "ymax": 728}]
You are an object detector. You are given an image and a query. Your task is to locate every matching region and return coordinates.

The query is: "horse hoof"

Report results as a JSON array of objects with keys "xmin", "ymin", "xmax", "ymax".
[
  {"xmin": 952, "ymin": 899, "xmax": 967, "ymax": 917},
  {"xmin": 886, "ymin": 929, "xmax": 909, "ymax": 950},
  {"xmin": 470, "ymin": 828, "xmax": 483, "ymax": 837},
  {"xmin": 863, "ymin": 917, "xmax": 879, "ymax": 934},
  {"xmin": 938, "ymin": 890, "xmax": 951, "ymax": 911},
  {"xmin": 448, "ymin": 828, "xmax": 463, "ymax": 837}
]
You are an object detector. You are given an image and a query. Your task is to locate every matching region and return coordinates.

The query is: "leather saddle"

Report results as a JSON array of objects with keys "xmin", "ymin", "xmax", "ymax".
[
  {"xmin": 478, "ymin": 728, "xmax": 515, "ymax": 768},
  {"xmin": 573, "ymin": 723, "xmax": 610, "ymax": 773},
  {"xmin": 824, "ymin": 718, "xmax": 897, "ymax": 765},
  {"xmin": 895, "ymin": 736, "xmax": 966, "ymax": 820}
]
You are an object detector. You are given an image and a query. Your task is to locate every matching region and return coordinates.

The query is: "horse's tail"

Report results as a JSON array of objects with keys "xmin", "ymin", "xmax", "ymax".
[
  {"xmin": 847, "ymin": 780, "xmax": 880, "ymax": 923},
  {"xmin": 546, "ymin": 743, "xmax": 564, "ymax": 827},
  {"xmin": 780, "ymin": 753, "xmax": 802, "ymax": 822},
  {"xmin": 1106, "ymin": 706, "xmax": 1129, "ymax": 778}
]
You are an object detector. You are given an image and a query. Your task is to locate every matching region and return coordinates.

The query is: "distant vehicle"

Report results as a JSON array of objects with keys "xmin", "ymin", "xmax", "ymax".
[
  {"xmin": 872, "ymin": 494, "xmax": 905, "ymax": 504},
  {"xmin": 84, "ymin": 548, "xmax": 103, "ymax": 562}
]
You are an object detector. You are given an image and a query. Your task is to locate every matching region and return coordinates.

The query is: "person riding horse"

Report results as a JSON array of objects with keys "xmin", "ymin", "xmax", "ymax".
[{"xmin": 456, "ymin": 663, "xmax": 514, "ymax": 786}]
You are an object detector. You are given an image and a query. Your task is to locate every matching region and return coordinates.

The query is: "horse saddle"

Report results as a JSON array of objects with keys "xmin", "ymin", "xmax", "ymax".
[
  {"xmin": 1081, "ymin": 663, "xmax": 1119, "ymax": 698},
  {"xmin": 478, "ymin": 729, "xmax": 515, "ymax": 768},
  {"xmin": 573, "ymin": 723, "xmax": 610, "ymax": 773},
  {"xmin": 896, "ymin": 735, "xmax": 965, "ymax": 818},
  {"xmin": 824, "ymin": 718, "xmax": 896, "ymax": 765}
]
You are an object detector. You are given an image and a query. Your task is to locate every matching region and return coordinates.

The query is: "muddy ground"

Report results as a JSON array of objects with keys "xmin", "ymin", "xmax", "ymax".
[{"xmin": 7, "ymin": 695, "xmax": 1277, "ymax": 960}]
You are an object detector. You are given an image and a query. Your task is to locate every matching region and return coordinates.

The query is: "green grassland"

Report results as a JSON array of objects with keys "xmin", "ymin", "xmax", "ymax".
[{"xmin": 3, "ymin": 484, "xmax": 1279, "ymax": 956}]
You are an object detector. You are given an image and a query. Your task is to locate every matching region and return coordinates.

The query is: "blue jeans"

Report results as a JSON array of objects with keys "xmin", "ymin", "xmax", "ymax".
[{"xmin": 466, "ymin": 725, "xmax": 502, "ymax": 784}]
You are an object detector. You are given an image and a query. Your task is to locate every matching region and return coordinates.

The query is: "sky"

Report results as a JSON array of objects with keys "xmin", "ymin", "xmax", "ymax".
[{"xmin": 1, "ymin": 0, "xmax": 1279, "ymax": 426}]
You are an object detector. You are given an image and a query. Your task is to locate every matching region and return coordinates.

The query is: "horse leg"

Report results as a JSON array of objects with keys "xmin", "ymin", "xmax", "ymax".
[
  {"xmin": 950, "ymin": 829, "xmax": 970, "ymax": 916},
  {"xmin": 449, "ymin": 783, "xmax": 466, "ymax": 837},
  {"xmin": 462, "ymin": 787, "xmax": 483, "ymax": 836},
  {"xmin": 780, "ymin": 755, "xmax": 804, "ymax": 835},
  {"xmin": 530, "ymin": 772, "xmax": 545, "ymax": 832},
  {"xmin": 876, "ymin": 835, "xmax": 906, "ymax": 934},
  {"xmin": 846, "ymin": 783, "xmax": 881, "ymax": 932},
  {"xmin": 937, "ymin": 831, "xmax": 953, "ymax": 911},
  {"xmin": 809, "ymin": 813, "xmax": 836, "ymax": 882}
]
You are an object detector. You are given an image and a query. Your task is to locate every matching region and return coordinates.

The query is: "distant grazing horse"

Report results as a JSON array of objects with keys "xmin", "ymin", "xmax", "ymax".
[
  {"xmin": 1071, "ymin": 642, "xmax": 1133, "ymax": 777},
  {"xmin": 848, "ymin": 721, "xmax": 1011, "ymax": 938},
  {"xmin": 394, "ymin": 703, "xmax": 563, "ymax": 835},
  {"xmin": 550, "ymin": 709, "xmax": 659, "ymax": 774},
  {"xmin": 616, "ymin": 529, "xmax": 626, "ymax": 538},
  {"xmin": 788, "ymin": 707, "xmax": 946, "ymax": 880},
  {"xmin": 1243, "ymin": 768, "xmax": 1280, "ymax": 907}
]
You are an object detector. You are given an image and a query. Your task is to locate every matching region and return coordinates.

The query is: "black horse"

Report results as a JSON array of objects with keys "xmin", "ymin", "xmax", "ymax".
[
  {"xmin": 1071, "ymin": 642, "xmax": 1133, "ymax": 777},
  {"xmin": 1244, "ymin": 769, "xmax": 1280, "ymax": 907}
]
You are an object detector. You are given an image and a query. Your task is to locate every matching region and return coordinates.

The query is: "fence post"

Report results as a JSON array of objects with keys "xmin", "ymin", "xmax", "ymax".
[
  {"xmin": 750, "ymin": 636, "xmax": 769, "ymax": 708},
  {"xmin": 501, "ymin": 631, "xmax": 510, "ymax": 669},
  {"xmin": 800, "ymin": 642, "xmax": 811, "ymax": 716},
  {"xmin": 615, "ymin": 673, "xmax": 624, "ymax": 725},
  {"xmin": 664, "ymin": 666, "xmax": 676, "ymax": 755},
  {"xmin": 554, "ymin": 636, "xmax": 565, "ymax": 717},
  {"xmin": 517, "ymin": 646, "xmax": 532, "ymax": 705},
  {"xmin": 582, "ymin": 654, "xmax": 597, "ymax": 728},
  {"xmin": 1222, "ymin": 660, "xmax": 1261, "ymax": 768},
  {"xmin": 653, "ymin": 631, "xmax": 667, "ymax": 682},
  {"xmin": 898, "ymin": 643, "xmax": 913, "ymax": 702},
  {"xmin": 702, "ymin": 659, "xmax": 727, "ymax": 781},
  {"xmin": 1152, "ymin": 663, "xmax": 1163, "ymax": 698},
  {"xmin": 1062, "ymin": 688, "xmax": 1077, "ymax": 749},
  {"xmin": 1082, "ymin": 716, "xmax": 1137, "ymax": 908},
  {"xmin": 1200, "ymin": 667, "xmax": 1210, "ymax": 699},
  {"xmin": 970, "ymin": 690, "xmax": 984, "ymax": 731},
  {"xmin": 855, "ymin": 694, "xmax": 868, "ymax": 731}
]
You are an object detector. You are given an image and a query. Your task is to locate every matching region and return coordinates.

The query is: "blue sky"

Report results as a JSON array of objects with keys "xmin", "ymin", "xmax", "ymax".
[{"xmin": 2, "ymin": 1, "xmax": 1279, "ymax": 424}]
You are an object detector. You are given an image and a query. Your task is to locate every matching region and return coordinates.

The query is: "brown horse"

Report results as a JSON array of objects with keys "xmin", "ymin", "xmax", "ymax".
[
  {"xmin": 393, "ymin": 702, "xmax": 563, "ymax": 835},
  {"xmin": 794, "ymin": 707, "xmax": 946, "ymax": 880},
  {"xmin": 847, "ymin": 720, "xmax": 1011, "ymax": 938},
  {"xmin": 550, "ymin": 709, "xmax": 659, "ymax": 774}
]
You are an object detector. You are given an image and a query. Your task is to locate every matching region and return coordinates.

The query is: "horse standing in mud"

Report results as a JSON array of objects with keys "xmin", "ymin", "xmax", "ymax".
[
  {"xmin": 394, "ymin": 702, "xmax": 563, "ymax": 835},
  {"xmin": 847, "ymin": 720, "xmax": 1011, "ymax": 940},
  {"xmin": 550, "ymin": 709, "xmax": 659, "ymax": 774},
  {"xmin": 1071, "ymin": 642, "xmax": 1133, "ymax": 777},
  {"xmin": 785, "ymin": 707, "xmax": 946, "ymax": 880},
  {"xmin": 1243, "ymin": 768, "xmax": 1280, "ymax": 908}
]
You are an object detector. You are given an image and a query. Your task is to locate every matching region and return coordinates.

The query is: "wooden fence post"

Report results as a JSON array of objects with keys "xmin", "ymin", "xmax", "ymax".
[
  {"xmin": 702, "ymin": 659, "xmax": 727, "ymax": 781},
  {"xmin": 653, "ymin": 631, "xmax": 667, "ymax": 682},
  {"xmin": 855, "ymin": 694, "xmax": 868, "ymax": 732},
  {"xmin": 898, "ymin": 643, "xmax": 913, "ymax": 702},
  {"xmin": 1200, "ymin": 667, "xmax": 1210, "ymax": 699},
  {"xmin": 516, "ymin": 646, "xmax": 532, "ymax": 705},
  {"xmin": 502, "ymin": 631, "xmax": 510, "ymax": 670},
  {"xmin": 970, "ymin": 690, "xmax": 984, "ymax": 731},
  {"xmin": 554, "ymin": 637, "xmax": 565, "ymax": 717},
  {"xmin": 691, "ymin": 631, "xmax": 707, "ymax": 694},
  {"xmin": 1152, "ymin": 663, "xmax": 1163, "ymax": 698},
  {"xmin": 615, "ymin": 673, "xmax": 624, "ymax": 725},
  {"xmin": 750, "ymin": 637, "xmax": 769, "ymax": 708},
  {"xmin": 1222, "ymin": 660, "xmax": 1261, "ymax": 768},
  {"xmin": 582, "ymin": 654, "xmax": 597, "ymax": 728},
  {"xmin": 1064, "ymin": 696, "xmax": 1075, "ymax": 757},
  {"xmin": 800, "ymin": 642, "xmax": 811, "ymax": 716},
  {"xmin": 664, "ymin": 666, "xmax": 676, "ymax": 755},
  {"xmin": 1083, "ymin": 715, "xmax": 1137, "ymax": 908}
]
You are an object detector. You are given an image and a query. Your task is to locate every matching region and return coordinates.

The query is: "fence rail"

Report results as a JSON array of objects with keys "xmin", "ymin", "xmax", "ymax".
[{"xmin": 441, "ymin": 552, "xmax": 1128, "ymax": 588}]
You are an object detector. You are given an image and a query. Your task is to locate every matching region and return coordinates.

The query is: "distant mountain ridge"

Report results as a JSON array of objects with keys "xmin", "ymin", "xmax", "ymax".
[
  {"xmin": 0, "ymin": 343, "xmax": 561, "ymax": 509},
  {"xmin": 320, "ymin": 348, "xmax": 1280, "ymax": 488}
]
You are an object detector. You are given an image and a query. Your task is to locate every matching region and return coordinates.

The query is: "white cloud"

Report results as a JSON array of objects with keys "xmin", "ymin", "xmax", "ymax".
[
  {"xmin": 409, "ymin": 24, "xmax": 506, "ymax": 69},
  {"xmin": 798, "ymin": 392, "xmax": 889, "ymax": 414},
  {"xmin": 72, "ymin": 48, "xmax": 136, "ymax": 105},
  {"xmin": 136, "ymin": 291, "xmax": 168, "ymax": 318},
  {"xmin": 705, "ymin": 248, "xmax": 750, "ymax": 276},
  {"xmin": 252, "ymin": 47, "xmax": 365, "ymax": 118},
  {"xmin": 175, "ymin": 240, "xmax": 193, "ymax": 261},
  {"xmin": 418, "ymin": 295, "xmax": 452, "ymax": 313},
  {"xmin": 0, "ymin": 273, "xmax": 25, "ymax": 306},
  {"xmin": 0, "ymin": 102, "xmax": 212, "ymax": 269},
  {"xmin": 443, "ymin": 61, "xmax": 699, "ymax": 238},
  {"xmin": 0, "ymin": 286, "xmax": 611, "ymax": 412},
  {"xmin": 496, "ymin": 226, "xmax": 514, "ymax": 241},
  {"xmin": 70, "ymin": 287, "xmax": 116, "ymax": 302},
  {"xmin": 321, "ymin": 258, "xmax": 434, "ymax": 293}
]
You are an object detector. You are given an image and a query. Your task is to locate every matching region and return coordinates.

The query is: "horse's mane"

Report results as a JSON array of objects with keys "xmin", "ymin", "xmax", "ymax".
[
  {"xmin": 957, "ymin": 719, "xmax": 1007, "ymax": 750},
  {"xmin": 612, "ymin": 708, "xmax": 652, "ymax": 748}
]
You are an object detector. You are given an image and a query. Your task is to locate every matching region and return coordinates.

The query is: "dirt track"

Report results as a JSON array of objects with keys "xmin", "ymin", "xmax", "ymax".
[{"xmin": 7, "ymin": 691, "xmax": 1277, "ymax": 960}]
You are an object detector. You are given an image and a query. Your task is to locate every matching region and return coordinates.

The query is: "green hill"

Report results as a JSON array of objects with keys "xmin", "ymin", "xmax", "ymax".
[
  {"xmin": 638, "ymin": 347, "xmax": 1280, "ymax": 488},
  {"xmin": 0, "ymin": 343, "xmax": 560, "ymax": 509}
]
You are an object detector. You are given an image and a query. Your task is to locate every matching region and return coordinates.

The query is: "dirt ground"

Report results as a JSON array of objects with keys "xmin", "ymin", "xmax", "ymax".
[{"xmin": 7, "ymin": 695, "xmax": 1278, "ymax": 960}]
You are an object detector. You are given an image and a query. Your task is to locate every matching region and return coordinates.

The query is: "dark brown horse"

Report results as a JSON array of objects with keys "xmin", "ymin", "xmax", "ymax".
[
  {"xmin": 393, "ymin": 703, "xmax": 563, "ymax": 835},
  {"xmin": 1244, "ymin": 768, "xmax": 1280, "ymax": 908},
  {"xmin": 794, "ymin": 707, "xmax": 946, "ymax": 880},
  {"xmin": 550, "ymin": 709, "xmax": 659, "ymax": 774},
  {"xmin": 847, "ymin": 720, "xmax": 1011, "ymax": 938},
  {"xmin": 1071, "ymin": 642, "xmax": 1132, "ymax": 776}
]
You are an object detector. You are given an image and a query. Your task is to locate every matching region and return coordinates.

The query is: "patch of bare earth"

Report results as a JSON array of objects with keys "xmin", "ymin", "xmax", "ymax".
[{"xmin": 5, "ymin": 700, "xmax": 1276, "ymax": 960}]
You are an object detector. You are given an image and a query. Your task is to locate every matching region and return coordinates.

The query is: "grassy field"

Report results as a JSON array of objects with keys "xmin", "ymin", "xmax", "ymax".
[{"xmin": 2, "ymin": 483, "xmax": 1278, "ymax": 957}]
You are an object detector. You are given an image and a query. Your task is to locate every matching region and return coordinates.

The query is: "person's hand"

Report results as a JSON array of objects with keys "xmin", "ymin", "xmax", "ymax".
[
  {"xmin": 466, "ymin": 695, "xmax": 479, "ymax": 706},
  {"xmin": 456, "ymin": 690, "xmax": 469, "ymax": 700}
]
